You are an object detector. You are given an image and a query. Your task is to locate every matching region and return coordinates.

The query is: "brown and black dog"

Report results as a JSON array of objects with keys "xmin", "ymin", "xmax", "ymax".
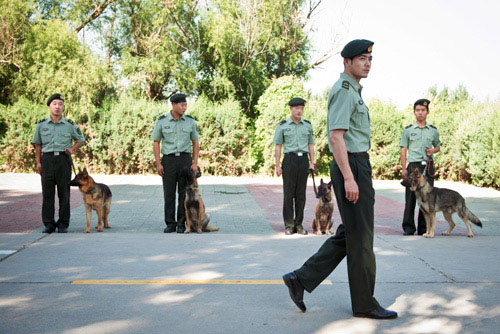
[
  {"xmin": 402, "ymin": 167, "xmax": 482, "ymax": 238},
  {"xmin": 69, "ymin": 168, "xmax": 112, "ymax": 233},
  {"xmin": 184, "ymin": 167, "xmax": 219, "ymax": 234},
  {"xmin": 312, "ymin": 179, "xmax": 334, "ymax": 235}
]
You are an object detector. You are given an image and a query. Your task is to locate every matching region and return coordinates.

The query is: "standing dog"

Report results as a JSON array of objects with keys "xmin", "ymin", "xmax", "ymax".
[
  {"xmin": 312, "ymin": 179, "xmax": 334, "ymax": 235},
  {"xmin": 184, "ymin": 167, "xmax": 219, "ymax": 234},
  {"xmin": 69, "ymin": 168, "xmax": 112, "ymax": 233},
  {"xmin": 402, "ymin": 167, "xmax": 482, "ymax": 238}
]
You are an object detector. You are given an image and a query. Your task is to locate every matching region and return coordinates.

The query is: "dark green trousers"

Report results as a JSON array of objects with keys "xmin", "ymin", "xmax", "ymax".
[
  {"xmin": 161, "ymin": 153, "xmax": 192, "ymax": 228},
  {"xmin": 402, "ymin": 161, "xmax": 435, "ymax": 235},
  {"xmin": 41, "ymin": 153, "xmax": 72, "ymax": 228},
  {"xmin": 295, "ymin": 154, "xmax": 380, "ymax": 313},
  {"xmin": 282, "ymin": 153, "xmax": 309, "ymax": 229}
]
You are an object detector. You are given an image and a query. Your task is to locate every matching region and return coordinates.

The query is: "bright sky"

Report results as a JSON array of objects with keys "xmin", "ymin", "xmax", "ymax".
[{"xmin": 305, "ymin": 0, "xmax": 500, "ymax": 108}]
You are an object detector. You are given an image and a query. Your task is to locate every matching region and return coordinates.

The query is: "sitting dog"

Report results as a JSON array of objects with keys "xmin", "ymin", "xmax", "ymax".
[
  {"xmin": 312, "ymin": 179, "xmax": 334, "ymax": 235},
  {"xmin": 402, "ymin": 167, "xmax": 482, "ymax": 238},
  {"xmin": 184, "ymin": 167, "xmax": 219, "ymax": 234},
  {"xmin": 69, "ymin": 168, "xmax": 112, "ymax": 233}
]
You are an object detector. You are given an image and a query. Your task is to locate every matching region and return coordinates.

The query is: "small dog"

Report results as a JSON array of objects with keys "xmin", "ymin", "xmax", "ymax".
[
  {"xmin": 184, "ymin": 167, "xmax": 219, "ymax": 234},
  {"xmin": 312, "ymin": 179, "xmax": 334, "ymax": 235},
  {"xmin": 402, "ymin": 167, "xmax": 482, "ymax": 238},
  {"xmin": 69, "ymin": 168, "xmax": 112, "ymax": 233}
]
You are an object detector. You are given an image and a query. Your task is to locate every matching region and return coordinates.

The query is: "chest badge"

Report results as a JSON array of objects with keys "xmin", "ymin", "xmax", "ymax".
[
  {"xmin": 42, "ymin": 128, "xmax": 49, "ymax": 131},
  {"xmin": 358, "ymin": 100, "xmax": 364, "ymax": 105},
  {"xmin": 411, "ymin": 133, "xmax": 417, "ymax": 136}
]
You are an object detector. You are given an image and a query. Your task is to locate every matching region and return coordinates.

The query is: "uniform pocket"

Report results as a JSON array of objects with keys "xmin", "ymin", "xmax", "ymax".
[{"xmin": 162, "ymin": 128, "xmax": 175, "ymax": 143}]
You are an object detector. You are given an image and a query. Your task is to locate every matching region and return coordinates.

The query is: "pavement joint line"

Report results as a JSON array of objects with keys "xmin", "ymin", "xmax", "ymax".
[
  {"xmin": 0, "ymin": 281, "xmax": 498, "ymax": 285},
  {"xmin": 376, "ymin": 235, "xmax": 457, "ymax": 283},
  {"xmin": 70, "ymin": 279, "xmax": 334, "ymax": 285},
  {"xmin": 0, "ymin": 234, "xmax": 48, "ymax": 263}
]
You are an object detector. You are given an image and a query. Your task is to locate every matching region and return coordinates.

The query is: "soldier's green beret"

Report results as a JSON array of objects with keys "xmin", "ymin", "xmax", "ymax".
[
  {"xmin": 288, "ymin": 97, "xmax": 306, "ymax": 106},
  {"xmin": 170, "ymin": 93, "xmax": 187, "ymax": 103},
  {"xmin": 341, "ymin": 39, "xmax": 374, "ymax": 58},
  {"xmin": 414, "ymin": 99, "xmax": 431, "ymax": 110},
  {"xmin": 46, "ymin": 93, "xmax": 64, "ymax": 106}
]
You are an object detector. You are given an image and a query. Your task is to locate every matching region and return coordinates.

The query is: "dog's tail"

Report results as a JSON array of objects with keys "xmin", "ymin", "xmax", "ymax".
[
  {"xmin": 203, "ymin": 225, "xmax": 219, "ymax": 232},
  {"xmin": 463, "ymin": 206, "xmax": 482, "ymax": 228}
]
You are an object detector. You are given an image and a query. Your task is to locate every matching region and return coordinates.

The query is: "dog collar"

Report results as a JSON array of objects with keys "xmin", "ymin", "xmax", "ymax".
[{"xmin": 186, "ymin": 185, "xmax": 198, "ymax": 189}]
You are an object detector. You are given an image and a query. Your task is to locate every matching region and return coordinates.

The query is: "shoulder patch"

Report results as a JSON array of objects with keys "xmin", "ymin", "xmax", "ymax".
[
  {"xmin": 185, "ymin": 114, "xmax": 195, "ymax": 120},
  {"xmin": 158, "ymin": 115, "xmax": 166, "ymax": 120},
  {"xmin": 429, "ymin": 124, "xmax": 437, "ymax": 129},
  {"xmin": 67, "ymin": 119, "xmax": 74, "ymax": 124},
  {"xmin": 38, "ymin": 118, "xmax": 46, "ymax": 123},
  {"xmin": 279, "ymin": 120, "xmax": 286, "ymax": 125},
  {"xmin": 404, "ymin": 124, "xmax": 412, "ymax": 129},
  {"xmin": 342, "ymin": 81, "xmax": 350, "ymax": 90},
  {"xmin": 303, "ymin": 119, "xmax": 311, "ymax": 124}
]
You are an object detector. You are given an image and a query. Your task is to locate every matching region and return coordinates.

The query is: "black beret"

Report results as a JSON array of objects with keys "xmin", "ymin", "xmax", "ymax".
[
  {"xmin": 341, "ymin": 39, "xmax": 374, "ymax": 58},
  {"xmin": 288, "ymin": 97, "xmax": 306, "ymax": 106},
  {"xmin": 47, "ymin": 93, "xmax": 64, "ymax": 106},
  {"xmin": 170, "ymin": 93, "xmax": 187, "ymax": 103},
  {"xmin": 414, "ymin": 99, "xmax": 431, "ymax": 109}
]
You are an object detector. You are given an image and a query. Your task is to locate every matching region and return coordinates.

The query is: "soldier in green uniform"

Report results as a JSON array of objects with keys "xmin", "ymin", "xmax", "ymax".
[
  {"xmin": 400, "ymin": 99, "xmax": 441, "ymax": 235},
  {"xmin": 151, "ymin": 93, "xmax": 199, "ymax": 234},
  {"xmin": 273, "ymin": 97, "xmax": 315, "ymax": 235},
  {"xmin": 32, "ymin": 94, "xmax": 85, "ymax": 233},
  {"xmin": 283, "ymin": 40, "xmax": 397, "ymax": 319}
]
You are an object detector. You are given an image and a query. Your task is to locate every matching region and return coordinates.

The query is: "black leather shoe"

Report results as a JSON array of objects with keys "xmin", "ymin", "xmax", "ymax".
[
  {"xmin": 177, "ymin": 225, "xmax": 186, "ymax": 234},
  {"xmin": 403, "ymin": 230, "xmax": 414, "ymax": 236},
  {"xmin": 57, "ymin": 226, "xmax": 68, "ymax": 233},
  {"xmin": 296, "ymin": 227, "xmax": 308, "ymax": 235},
  {"xmin": 163, "ymin": 225, "xmax": 176, "ymax": 233},
  {"xmin": 42, "ymin": 225, "xmax": 56, "ymax": 234},
  {"xmin": 354, "ymin": 306, "xmax": 398, "ymax": 319},
  {"xmin": 285, "ymin": 228, "xmax": 294, "ymax": 235},
  {"xmin": 282, "ymin": 271, "xmax": 306, "ymax": 312}
]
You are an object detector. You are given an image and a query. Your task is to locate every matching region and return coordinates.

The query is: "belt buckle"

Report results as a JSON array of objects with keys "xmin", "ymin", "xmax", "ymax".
[
  {"xmin": 421, "ymin": 161, "xmax": 427, "ymax": 166},
  {"xmin": 175, "ymin": 152, "xmax": 180, "ymax": 157},
  {"xmin": 54, "ymin": 152, "xmax": 60, "ymax": 156},
  {"xmin": 297, "ymin": 153, "xmax": 303, "ymax": 157}
]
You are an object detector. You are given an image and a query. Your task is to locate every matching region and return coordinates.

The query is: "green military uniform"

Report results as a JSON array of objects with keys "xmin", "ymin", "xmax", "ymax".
[
  {"xmin": 400, "ymin": 121, "xmax": 440, "ymax": 234},
  {"xmin": 273, "ymin": 114, "xmax": 314, "ymax": 231},
  {"xmin": 295, "ymin": 40, "xmax": 381, "ymax": 314},
  {"xmin": 32, "ymin": 114, "xmax": 85, "ymax": 231},
  {"xmin": 151, "ymin": 107, "xmax": 199, "ymax": 231}
]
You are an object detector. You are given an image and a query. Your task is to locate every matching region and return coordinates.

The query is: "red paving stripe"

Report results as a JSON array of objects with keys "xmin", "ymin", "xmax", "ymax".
[
  {"xmin": 246, "ymin": 183, "xmax": 476, "ymax": 236},
  {"xmin": 0, "ymin": 189, "xmax": 83, "ymax": 233}
]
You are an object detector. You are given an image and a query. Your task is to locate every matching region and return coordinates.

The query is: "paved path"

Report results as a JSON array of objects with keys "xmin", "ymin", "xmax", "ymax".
[{"xmin": 1, "ymin": 173, "xmax": 499, "ymax": 334}]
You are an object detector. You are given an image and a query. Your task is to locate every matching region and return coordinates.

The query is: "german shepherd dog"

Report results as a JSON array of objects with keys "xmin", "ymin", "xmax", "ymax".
[
  {"xmin": 183, "ymin": 167, "xmax": 219, "ymax": 234},
  {"xmin": 402, "ymin": 167, "xmax": 482, "ymax": 238},
  {"xmin": 69, "ymin": 168, "xmax": 112, "ymax": 233},
  {"xmin": 312, "ymin": 179, "xmax": 334, "ymax": 235}
]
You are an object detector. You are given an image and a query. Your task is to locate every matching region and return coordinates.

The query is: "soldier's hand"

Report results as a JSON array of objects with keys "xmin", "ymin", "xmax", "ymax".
[
  {"xmin": 65, "ymin": 147, "xmax": 73, "ymax": 155},
  {"xmin": 402, "ymin": 169, "xmax": 408, "ymax": 179},
  {"xmin": 36, "ymin": 162, "xmax": 42, "ymax": 174},
  {"xmin": 156, "ymin": 163, "xmax": 164, "ymax": 177},
  {"xmin": 276, "ymin": 166, "xmax": 282, "ymax": 177},
  {"xmin": 344, "ymin": 178, "xmax": 359, "ymax": 204},
  {"xmin": 190, "ymin": 163, "xmax": 197, "ymax": 173},
  {"xmin": 308, "ymin": 162, "xmax": 314, "ymax": 171},
  {"xmin": 426, "ymin": 147, "xmax": 433, "ymax": 156}
]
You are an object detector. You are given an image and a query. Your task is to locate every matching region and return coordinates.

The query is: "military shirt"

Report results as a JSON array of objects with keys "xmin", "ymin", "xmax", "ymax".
[
  {"xmin": 32, "ymin": 116, "xmax": 85, "ymax": 153},
  {"xmin": 273, "ymin": 117, "xmax": 314, "ymax": 153},
  {"xmin": 150, "ymin": 112, "xmax": 199, "ymax": 155},
  {"xmin": 400, "ymin": 123, "xmax": 440, "ymax": 162},
  {"xmin": 327, "ymin": 72, "xmax": 370, "ymax": 155}
]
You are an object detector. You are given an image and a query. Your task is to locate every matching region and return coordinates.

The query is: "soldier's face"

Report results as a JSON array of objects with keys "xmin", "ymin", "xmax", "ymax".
[
  {"xmin": 414, "ymin": 105, "xmax": 429, "ymax": 121},
  {"xmin": 49, "ymin": 100, "xmax": 64, "ymax": 116},
  {"xmin": 172, "ymin": 102, "xmax": 188, "ymax": 115},
  {"xmin": 346, "ymin": 54, "xmax": 372, "ymax": 79},
  {"xmin": 290, "ymin": 105, "xmax": 304, "ymax": 119}
]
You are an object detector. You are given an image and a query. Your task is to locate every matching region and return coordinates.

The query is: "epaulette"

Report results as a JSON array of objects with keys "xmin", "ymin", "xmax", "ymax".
[
  {"xmin": 342, "ymin": 81, "xmax": 350, "ymax": 90},
  {"xmin": 429, "ymin": 124, "xmax": 437, "ymax": 129},
  {"xmin": 37, "ymin": 118, "xmax": 46, "ymax": 123},
  {"xmin": 67, "ymin": 119, "xmax": 74, "ymax": 124},
  {"xmin": 185, "ymin": 114, "xmax": 196, "ymax": 120},
  {"xmin": 158, "ymin": 115, "xmax": 166, "ymax": 120},
  {"xmin": 279, "ymin": 120, "xmax": 286, "ymax": 125},
  {"xmin": 404, "ymin": 124, "xmax": 412, "ymax": 129},
  {"xmin": 303, "ymin": 119, "xmax": 311, "ymax": 124}
]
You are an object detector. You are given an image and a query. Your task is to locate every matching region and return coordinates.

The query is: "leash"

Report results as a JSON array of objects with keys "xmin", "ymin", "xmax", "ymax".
[
  {"xmin": 309, "ymin": 169, "xmax": 318, "ymax": 196},
  {"xmin": 424, "ymin": 155, "xmax": 436, "ymax": 178},
  {"xmin": 65, "ymin": 149, "xmax": 77, "ymax": 176}
]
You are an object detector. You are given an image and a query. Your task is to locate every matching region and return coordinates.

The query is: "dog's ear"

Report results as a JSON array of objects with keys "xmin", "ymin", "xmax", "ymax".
[
  {"xmin": 320, "ymin": 178, "xmax": 324, "ymax": 184},
  {"xmin": 196, "ymin": 170, "xmax": 202, "ymax": 178},
  {"xmin": 78, "ymin": 167, "xmax": 82, "ymax": 173},
  {"xmin": 328, "ymin": 181, "xmax": 332, "ymax": 188},
  {"xmin": 82, "ymin": 167, "xmax": 88, "ymax": 176}
]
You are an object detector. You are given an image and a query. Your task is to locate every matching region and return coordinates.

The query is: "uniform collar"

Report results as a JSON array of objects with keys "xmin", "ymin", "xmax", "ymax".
[
  {"xmin": 340, "ymin": 72, "xmax": 363, "ymax": 91},
  {"xmin": 168, "ymin": 111, "xmax": 186, "ymax": 121},
  {"xmin": 287, "ymin": 117, "xmax": 303, "ymax": 124},
  {"xmin": 48, "ymin": 116, "xmax": 67, "ymax": 124},
  {"xmin": 413, "ymin": 122, "xmax": 429, "ymax": 129}
]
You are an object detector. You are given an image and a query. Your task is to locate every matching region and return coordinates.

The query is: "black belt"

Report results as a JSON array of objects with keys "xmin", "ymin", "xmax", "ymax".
[
  {"xmin": 164, "ymin": 152, "xmax": 190, "ymax": 157},
  {"xmin": 348, "ymin": 152, "xmax": 369, "ymax": 159},
  {"xmin": 43, "ymin": 151, "xmax": 67, "ymax": 156},
  {"xmin": 285, "ymin": 152, "xmax": 308, "ymax": 157}
]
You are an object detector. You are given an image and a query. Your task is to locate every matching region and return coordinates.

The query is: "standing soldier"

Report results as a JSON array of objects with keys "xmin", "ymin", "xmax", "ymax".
[
  {"xmin": 282, "ymin": 40, "xmax": 397, "ymax": 319},
  {"xmin": 32, "ymin": 94, "xmax": 85, "ymax": 233},
  {"xmin": 400, "ymin": 99, "xmax": 441, "ymax": 235},
  {"xmin": 274, "ymin": 98, "xmax": 315, "ymax": 235},
  {"xmin": 151, "ymin": 93, "xmax": 199, "ymax": 234}
]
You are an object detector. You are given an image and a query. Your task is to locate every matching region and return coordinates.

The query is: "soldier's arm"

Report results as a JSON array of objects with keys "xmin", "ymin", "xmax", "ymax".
[
  {"xmin": 330, "ymin": 129, "xmax": 358, "ymax": 204},
  {"xmin": 35, "ymin": 144, "xmax": 42, "ymax": 174},
  {"xmin": 153, "ymin": 141, "xmax": 163, "ymax": 176},
  {"xmin": 308, "ymin": 143, "xmax": 314, "ymax": 170},
  {"xmin": 66, "ymin": 141, "xmax": 84, "ymax": 155},
  {"xmin": 191, "ymin": 140, "xmax": 199, "ymax": 172},
  {"xmin": 275, "ymin": 145, "xmax": 282, "ymax": 176},
  {"xmin": 400, "ymin": 147, "xmax": 408, "ymax": 178}
]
